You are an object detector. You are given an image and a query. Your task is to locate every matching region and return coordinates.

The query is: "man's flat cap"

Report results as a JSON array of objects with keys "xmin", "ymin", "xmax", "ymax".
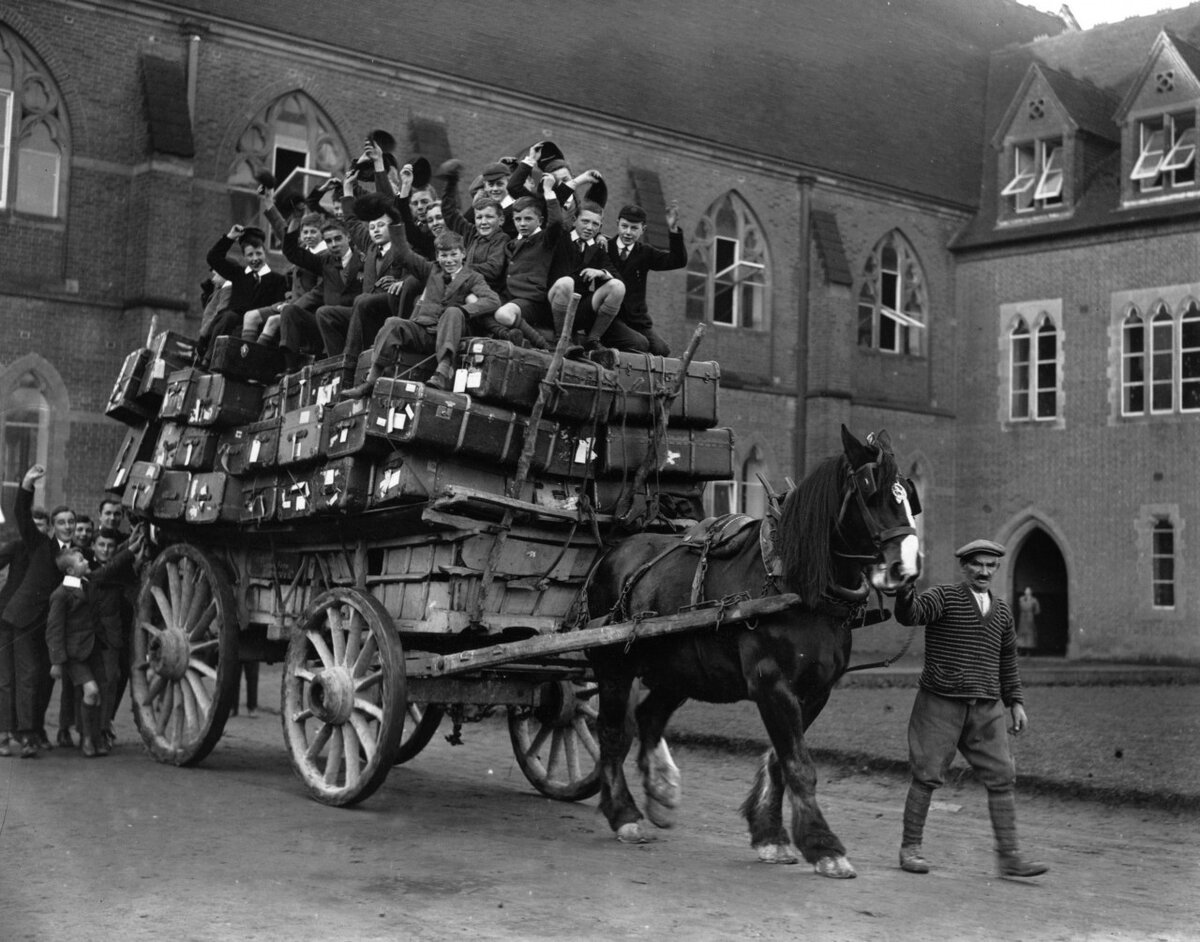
[{"xmin": 955, "ymin": 539, "xmax": 1006, "ymax": 560}]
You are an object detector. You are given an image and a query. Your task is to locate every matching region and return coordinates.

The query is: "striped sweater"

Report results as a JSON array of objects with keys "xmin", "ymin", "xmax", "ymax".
[{"xmin": 894, "ymin": 582, "xmax": 1024, "ymax": 705}]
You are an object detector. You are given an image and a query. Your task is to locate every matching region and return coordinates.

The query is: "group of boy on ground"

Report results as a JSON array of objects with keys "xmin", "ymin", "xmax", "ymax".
[
  {"xmin": 196, "ymin": 138, "xmax": 687, "ymax": 396},
  {"xmin": 0, "ymin": 467, "xmax": 145, "ymax": 758}
]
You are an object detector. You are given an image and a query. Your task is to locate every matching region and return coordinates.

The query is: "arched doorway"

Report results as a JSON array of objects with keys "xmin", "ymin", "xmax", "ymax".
[{"xmin": 1009, "ymin": 528, "xmax": 1068, "ymax": 656}]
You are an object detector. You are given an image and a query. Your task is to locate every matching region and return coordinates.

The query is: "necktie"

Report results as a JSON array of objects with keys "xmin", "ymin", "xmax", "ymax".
[{"xmin": 621, "ymin": 247, "xmax": 629, "ymax": 261}]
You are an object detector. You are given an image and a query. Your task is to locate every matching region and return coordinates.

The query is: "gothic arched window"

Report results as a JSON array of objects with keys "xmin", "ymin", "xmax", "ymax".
[
  {"xmin": 226, "ymin": 91, "xmax": 350, "ymax": 242},
  {"xmin": 857, "ymin": 231, "xmax": 926, "ymax": 355},
  {"xmin": 685, "ymin": 192, "xmax": 770, "ymax": 329},
  {"xmin": 0, "ymin": 24, "xmax": 70, "ymax": 217}
]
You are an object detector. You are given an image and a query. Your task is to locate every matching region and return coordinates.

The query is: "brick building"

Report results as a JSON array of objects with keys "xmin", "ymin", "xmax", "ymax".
[{"xmin": 1, "ymin": 0, "xmax": 1195, "ymax": 660}]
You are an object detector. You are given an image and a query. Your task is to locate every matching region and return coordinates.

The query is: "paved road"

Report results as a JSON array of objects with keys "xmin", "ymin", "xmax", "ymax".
[{"xmin": 0, "ymin": 705, "xmax": 1197, "ymax": 942}]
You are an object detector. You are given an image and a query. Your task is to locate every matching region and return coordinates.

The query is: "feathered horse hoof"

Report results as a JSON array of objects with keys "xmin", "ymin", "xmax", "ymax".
[
  {"xmin": 814, "ymin": 854, "xmax": 857, "ymax": 879},
  {"xmin": 616, "ymin": 821, "xmax": 655, "ymax": 844},
  {"xmin": 755, "ymin": 844, "xmax": 799, "ymax": 865}
]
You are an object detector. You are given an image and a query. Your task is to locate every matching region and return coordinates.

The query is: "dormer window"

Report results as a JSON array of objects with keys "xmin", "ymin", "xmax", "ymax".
[
  {"xmin": 1002, "ymin": 138, "xmax": 1064, "ymax": 213},
  {"xmin": 1131, "ymin": 111, "xmax": 1197, "ymax": 193}
]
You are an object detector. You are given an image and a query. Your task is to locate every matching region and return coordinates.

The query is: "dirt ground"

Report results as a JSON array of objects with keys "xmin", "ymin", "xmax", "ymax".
[{"xmin": 0, "ymin": 708, "xmax": 1196, "ymax": 942}]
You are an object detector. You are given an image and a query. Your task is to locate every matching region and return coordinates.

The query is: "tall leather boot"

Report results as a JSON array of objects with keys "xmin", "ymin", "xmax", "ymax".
[
  {"xmin": 988, "ymin": 788, "xmax": 1047, "ymax": 877},
  {"xmin": 899, "ymin": 779, "xmax": 933, "ymax": 873}
]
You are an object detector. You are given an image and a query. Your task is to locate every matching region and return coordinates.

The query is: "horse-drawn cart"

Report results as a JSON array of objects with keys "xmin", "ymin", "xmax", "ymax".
[{"xmin": 108, "ymin": 308, "xmax": 774, "ymax": 808}]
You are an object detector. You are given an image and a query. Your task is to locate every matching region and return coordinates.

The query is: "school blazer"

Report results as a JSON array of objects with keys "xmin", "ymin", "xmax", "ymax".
[
  {"xmin": 606, "ymin": 229, "xmax": 687, "ymax": 329},
  {"xmin": 283, "ymin": 227, "xmax": 365, "ymax": 306}
]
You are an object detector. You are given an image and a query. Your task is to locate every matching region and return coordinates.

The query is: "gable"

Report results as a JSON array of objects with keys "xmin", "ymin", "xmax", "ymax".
[
  {"xmin": 1003, "ymin": 71, "xmax": 1075, "ymax": 145},
  {"xmin": 1119, "ymin": 34, "xmax": 1200, "ymax": 121}
]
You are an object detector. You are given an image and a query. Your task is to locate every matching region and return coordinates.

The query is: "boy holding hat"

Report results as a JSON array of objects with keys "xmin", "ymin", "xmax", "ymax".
[
  {"xmin": 199, "ymin": 224, "xmax": 289, "ymax": 363},
  {"xmin": 892, "ymin": 538, "xmax": 1048, "ymax": 880}
]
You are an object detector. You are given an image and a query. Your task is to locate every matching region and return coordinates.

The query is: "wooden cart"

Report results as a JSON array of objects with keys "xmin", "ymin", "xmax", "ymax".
[{"xmin": 120, "ymin": 312, "xmax": 773, "ymax": 807}]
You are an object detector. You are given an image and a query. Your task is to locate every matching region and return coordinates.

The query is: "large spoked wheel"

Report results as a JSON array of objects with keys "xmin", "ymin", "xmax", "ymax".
[
  {"xmin": 508, "ymin": 680, "xmax": 602, "ymax": 801},
  {"xmin": 131, "ymin": 543, "xmax": 239, "ymax": 766},
  {"xmin": 394, "ymin": 702, "xmax": 445, "ymax": 765},
  {"xmin": 283, "ymin": 588, "xmax": 406, "ymax": 807}
]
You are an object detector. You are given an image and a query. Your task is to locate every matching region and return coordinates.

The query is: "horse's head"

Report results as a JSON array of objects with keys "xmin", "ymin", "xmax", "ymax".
[{"xmin": 837, "ymin": 426, "xmax": 922, "ymax": 594}]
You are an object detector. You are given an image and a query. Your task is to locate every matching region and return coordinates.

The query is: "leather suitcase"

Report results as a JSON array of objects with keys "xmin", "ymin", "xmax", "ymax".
[
  {"xmin": 239, "ymin": 473, "xmax": 280, "ymax": 525},
  {"xmin": 185, "ymin": 472, "xmax": 243, "ymax": 524},
  {"xmin": 159, "ymin": 367, "xmax": 205, "ymax": 421},
  {"xmin": 311, "ymin": 457, "xmax": 374, "ymax": 514},
  {"xmin": 259, "ymin": 383, "xmax": 284, "ymax": 422},
  {"xmin": 121, "ymin": 461, "xmax": 161, "ymax": 515},
  {"xmin": 105, "ymin": 423, "xmax": 157, "ymax": 494},
  {"xmin": 174, "ymin": 426, "xmax": 220, "ymax": 471},
  {"xmin": 188, "ymin": 373, "xmax": 264, "ymax": 427},
  {"xmin": 598, "ymin": 426, "xmax": 735, "ymax": 480},
  {"xmin": 371, "ymin": 452, "xmax": 513, "ymax": 508},
  {"xmin": 152, "ymin": 422, "xmax": 186, "ymax": 467},
  {"xmin": 151, "ymin": 468, "xmax": 192, "ymax": 520},
  {"xmin": 369, "ymin": 378, "xmax": 524, "ymax": 464},
  {"xmin": 282, "ymin": 366, "xmax": 314, "ymax": 412},
  {"xmin": 457, "ymin": 338, "xmax": 618, "ymax": 423},
  {"xmin": 276, "ymin": 470, "xmax": 315, "ymax": 520},
  {"xmin": 354, "ymin": 348, "xmax": 436, "ymax": 386},
  {"xmin": 279, "ymin": 407, "xmax": 324, "ymax": 466},
  {"xmin": 527, "ymin": 421, "xmax": 597, "ymax": 478},
  {"xmin": 105, "ymin": 348, "xmax": 155, "ymax": 425},
  {"xmin": 208, "ymin": 336, "xmax": 286, "ymax": 385},
  {"xmin": 139, "ymin": 331, "xmax": 199, "ymax": 400},
  {"xmin": 217, "ymin": 419, "xmax": 281, "ymax": 476},
  {"xmin": 589, "ymin": 350, "xmax": 721, "ymax": 429},
  {"xmin": 310, "ymin": 354, "xmax": 356, "ymax": 409},
  {"xmin": 322, "ymin": 399, "xmax": 387, "ymax": 459}
]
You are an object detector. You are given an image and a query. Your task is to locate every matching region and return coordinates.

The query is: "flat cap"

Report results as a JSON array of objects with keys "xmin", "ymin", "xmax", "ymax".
[
  {"xmin": 480, "ymin": 161, "xmax": 510, "ymax": 181},
  {"xmin": 955, "ymin": 539, "xmax": 1005, "ymax": 560}
]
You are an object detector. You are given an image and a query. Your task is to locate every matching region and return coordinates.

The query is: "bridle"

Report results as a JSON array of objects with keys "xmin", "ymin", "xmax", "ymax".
[{"xmin": 835, "ymin": 440, "xmax": 919, "ymax": 562}]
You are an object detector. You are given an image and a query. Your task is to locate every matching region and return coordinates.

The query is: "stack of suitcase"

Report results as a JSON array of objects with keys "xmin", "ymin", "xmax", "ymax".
[{"xmin": 104, "ymin": 330, "xmax": 731, "ymax": 526}]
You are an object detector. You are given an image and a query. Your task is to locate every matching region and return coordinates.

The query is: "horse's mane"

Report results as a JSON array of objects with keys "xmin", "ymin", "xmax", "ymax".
[{"xmin": 775, "ymin": 443, "xmax": 898, "ymax": 604}]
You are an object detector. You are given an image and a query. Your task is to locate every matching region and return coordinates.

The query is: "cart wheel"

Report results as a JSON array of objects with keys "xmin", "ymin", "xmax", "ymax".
[
  {"xmin": 283, "ymin": 588, "xmax": 406, "ymax": 806},
  {"xmin": 508, "ymin": 681, "xmax": 601, "ymax": 801},
  {"xmin": 394, "ymin": 703, "xmax": 445, "ymax": 765},
  {"xmin": 130, "ymin": 543, "xmax": 239, "ymax": 766}
]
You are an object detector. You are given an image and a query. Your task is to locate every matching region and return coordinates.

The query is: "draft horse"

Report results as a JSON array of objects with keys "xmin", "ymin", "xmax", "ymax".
[{"xmin": 585, "ymin": 426, "xmax": 921, "ymax": 877}]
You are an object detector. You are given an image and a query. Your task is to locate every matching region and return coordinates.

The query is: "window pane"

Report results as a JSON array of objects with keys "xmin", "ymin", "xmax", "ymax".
[
  {"xmin": 1126, "ymin": 386, "xmax": 1145, "ymax": 414},
  {"xmin": 714, "ymin": 236, "xmax": 736, "ymax": 274},
  {"xmin": 1011, "ymin": 390, "xmax": 1029, "ymax": 419},
  {"xmin": 15, "ymin": 124, "xmax": 60, "ymax": 216},
  {"xmin": 879, "ymin": 313, "xmax": 897, "ymax": 352},
  {"xmin": 857, "ymin": 301, "xmax": 874, "ymax": 346},
  {"xmin": 713, "ymin": 279, "xmax": 735, "ymax": 324},
  {"xmin": 1036, "ymin": 390, "xmax": 1056, "ymax": 417}
]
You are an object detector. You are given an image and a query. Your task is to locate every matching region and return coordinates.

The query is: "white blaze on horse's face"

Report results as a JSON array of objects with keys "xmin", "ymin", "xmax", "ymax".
[{"xmin": 868, "ymin": 480, "xmax": 921, "ymax": 592}]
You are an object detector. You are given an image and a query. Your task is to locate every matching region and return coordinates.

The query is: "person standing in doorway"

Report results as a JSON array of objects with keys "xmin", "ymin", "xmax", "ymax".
[{"xmin": 1017, "ymin": 587, "xmax": 1040, "ymax": 656}]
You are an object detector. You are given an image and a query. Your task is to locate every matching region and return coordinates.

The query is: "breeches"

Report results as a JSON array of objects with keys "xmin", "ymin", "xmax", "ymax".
[
  {"xmin": 371, "ymin": 316, "xmax": 437, "ymax": 368},
  {"xmin": 66, "ymin": 646, "xmax": 106, "ymax": 693},
  {"xmin": 907, "ymin": 688, "xmax": 1015, "ymax": 790}
]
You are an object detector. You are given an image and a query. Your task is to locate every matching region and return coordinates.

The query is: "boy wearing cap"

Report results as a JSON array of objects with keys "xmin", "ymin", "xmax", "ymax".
[
  {"xmin": 199, "ymin": 224, "xmax": 289, "ymax": 363},
  {"xmin": 607, "ymin": 201, "xmax": 687, "ymax": 356},
  {"xmin": 892, "ymin": 539, "xmax": 1048, "ymax": 880},
  {"xmin": 342, "ymin": 229, "xmax": 499, "ymax": 396}
]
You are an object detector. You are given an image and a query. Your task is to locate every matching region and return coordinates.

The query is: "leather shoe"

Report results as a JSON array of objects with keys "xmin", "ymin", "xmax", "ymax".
[
  {"xmin": 899, "ymin": 845, "xmax": 930, "ymax": 874},
  {"xmin": 37, "ymin": 732, "xmax": 53, "ymax": 750},
  {"xmin": 340, "ymin": 382, "xmax": 373, "ymax": 401},
  {"xmin": 20, "ymin": 738, "xmax": 39, "ymax": 758},
  {"xmin": 0, "ymin": 736, "xmax": 12, "ymax": 757},
  {"xmin": 998, "ymin": 854, "xmax": 1048, "ymax": 878},
  {"xmin": 56, "ymin": 728, "xmax": 75, "ymax": 748}
]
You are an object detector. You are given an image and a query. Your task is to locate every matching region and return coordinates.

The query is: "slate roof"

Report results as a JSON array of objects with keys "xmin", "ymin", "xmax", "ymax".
[
  {"xmin": 955, "ymin": 5, "xmax": 1200, "ymax": 249},
  {"xmin": 156, "ymin": 0, "xmax": 1061, "ymax": 208}
]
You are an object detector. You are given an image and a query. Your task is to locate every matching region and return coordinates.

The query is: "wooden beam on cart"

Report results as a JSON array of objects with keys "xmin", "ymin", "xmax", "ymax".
[{"xmin": 408, "ymin": 592, "xmax": 802, "ymax": 677}]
